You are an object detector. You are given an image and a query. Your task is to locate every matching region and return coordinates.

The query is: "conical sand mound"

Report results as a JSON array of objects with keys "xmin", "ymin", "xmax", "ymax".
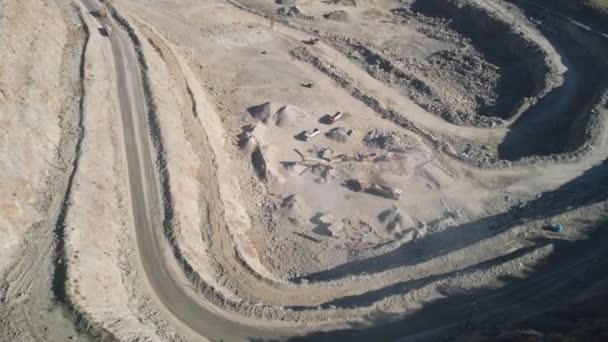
[{"xmin": 247, "ymin": 102, "xmax": 308, "ymax": 127}]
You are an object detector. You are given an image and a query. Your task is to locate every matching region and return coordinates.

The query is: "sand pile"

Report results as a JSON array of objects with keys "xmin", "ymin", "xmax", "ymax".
[
  {"xmin": 244, "ymin": 102, "xmax": 312, "ymax": 185},
  {"xmin": 247, "ymin": 101, "xmax": 308, "ymax": 127},
  {"xmin": 275, "ymin": 194, "xmax": 311, "ymax": 227},
  {"xmin": 251, "ymin": 145, "xmax": 269, "ymax": 180},
  {"xmin": 322, "ymin": 0, "xmax": 358, "ymax": 6},
  {"xmin": 277, "ymin": 6, "xmax": 310, "ymax": 18},
  {"xmin": 363, "ymin": 129, "xmax": 422, "ymax": 152},
  {"xmin": 325, "ymin": 127, "xmax": 353, "ymax": 142},
  {"xmin": 323, "ymin": 10, "xmax": 350, "ymax": 22},
  {"xmin": 378, "ymin": 206, "xmax": 421, "ymax": 240}
]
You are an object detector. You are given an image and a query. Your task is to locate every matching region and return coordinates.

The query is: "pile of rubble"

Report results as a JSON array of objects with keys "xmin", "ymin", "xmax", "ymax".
[{"xmin": 363, "ymin": 129, "xmax": 421, "ymax": 152}]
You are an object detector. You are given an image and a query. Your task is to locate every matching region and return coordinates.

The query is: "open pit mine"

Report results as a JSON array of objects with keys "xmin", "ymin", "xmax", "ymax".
[{"xmin": 1, "ymin": 0, "xmax": 608, "ymax": 341}]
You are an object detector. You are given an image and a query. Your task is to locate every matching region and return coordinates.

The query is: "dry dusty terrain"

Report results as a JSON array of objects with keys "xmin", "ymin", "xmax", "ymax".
[{"xmin": 1, "ymin": 0, "xmax": 608, "ymax": 341}]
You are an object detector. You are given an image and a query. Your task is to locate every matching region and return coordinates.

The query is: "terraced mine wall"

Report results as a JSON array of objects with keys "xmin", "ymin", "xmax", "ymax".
[
  {"xmin": 412, "ymin": 0, "xmax": 557, "ymax": 120},
  {"xmin": 526, "ymin": 3, "xmax": 608, "ymax": 154}
]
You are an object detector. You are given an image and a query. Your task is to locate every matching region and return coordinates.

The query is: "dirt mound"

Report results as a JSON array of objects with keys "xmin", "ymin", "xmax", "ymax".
[
  {"xmin": 275, "ymin": 105, "xmax": 305, "ymax": 127},
  {"xmin": 363, "ymin": 129, "xmax": 421, "ymax": 152},
  {"xmin": 277, "ymin": 5, "xmax": 312, "ymax": 19},
  {"xmin": 378, "ymin": 206, "xmax": 420, "ymax": 240},
  {"xmin": 322, "ymin": 0, "xmax": 357, "ymax": 7},
  {"xmin": 323, "ymin": 10, "xmax": 350, "ymax": 22},
  {"xmin": 251, "ymin": 145, "xmax": 268, "ymax": 180},
  {"xmin": 247, "ymin": 102, "xmax": 308, "ymax": 127},
  {"xmin": 275, "ymin": 194, "xmax": 311, "ymax": 227},
  {"xmin": 325, "ymin": 127, "xmax": 353, "ymax": 142},
  {"xmin": 248, "ymin": 101, "xmax": 283, "ymax": 121},
  {"xmin": 275, "ymin": 0, "xmax": 297, "ymax": 5}
]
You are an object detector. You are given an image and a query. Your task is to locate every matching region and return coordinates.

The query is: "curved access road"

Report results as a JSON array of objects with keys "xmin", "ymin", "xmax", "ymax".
[{"xmin": 79, "ymin": 0, "xmax": 293, "ymax": 340}]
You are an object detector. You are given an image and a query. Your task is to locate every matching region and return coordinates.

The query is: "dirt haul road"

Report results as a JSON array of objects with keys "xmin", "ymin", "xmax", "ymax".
[
  {"xmin": 79, "ymin": 0, "xmax": 291, "ymax": 340},
  {"xmin": 27, "ymin": 0, "xmax": 606, "ymax": 341}
]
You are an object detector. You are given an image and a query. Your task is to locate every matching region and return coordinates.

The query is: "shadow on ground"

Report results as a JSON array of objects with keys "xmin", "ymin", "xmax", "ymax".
[
  {"xmin": 251, "ymin": 214, "xmax": 608, "ymax": 341},
  {"xmin": 291, "ymin": 162, "xmax": 608, "ymax": 284}
]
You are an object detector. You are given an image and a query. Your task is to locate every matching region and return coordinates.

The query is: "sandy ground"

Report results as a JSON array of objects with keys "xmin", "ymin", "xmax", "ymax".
[
  {"xmin": 2, "ymin": 0, "xmax": 608, "ymax": 340},
  {"xmin": 0, "ymin": 0, "xmax": 91, "ymax": 340},
  {"xmin": 0, "ymin": 0, "xmax": 76, "ymax": 274}
]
